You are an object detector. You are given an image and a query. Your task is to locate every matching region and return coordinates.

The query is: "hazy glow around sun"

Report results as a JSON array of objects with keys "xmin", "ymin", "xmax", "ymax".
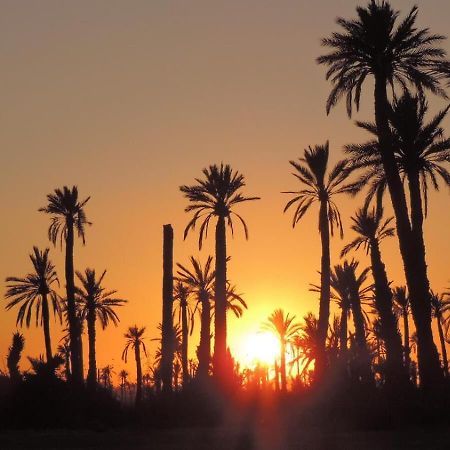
[{"xmin": 239, "ymin": 332, "xmax": 280, "ymax": 367}]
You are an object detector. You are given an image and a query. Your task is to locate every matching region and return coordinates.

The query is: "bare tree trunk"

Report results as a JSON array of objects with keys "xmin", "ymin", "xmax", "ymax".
[
  {"xmin": 87, "ymin": 306, "xmax": 97, "ymax": 390},
  {"xmin": 198, "ymin": 293, "xmax": 211, "ymax": 380},
  {"xmin": 181, "ymin": 294, "xmax": 189, "ymax": 386},
  {"xmin": 42, "ymin": 293, "xmax": 53, "ymax": 363}
]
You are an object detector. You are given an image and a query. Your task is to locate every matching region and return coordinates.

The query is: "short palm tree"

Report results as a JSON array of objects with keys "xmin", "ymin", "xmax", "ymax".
[
  {"xmin": 7, "ymin": 332, "xmax": 25, "ymax": 384},
  {"xmin": 122, "ymin": 325, "xmax": 147, "ymax": 406},
  {"xmin": 262, "ymin": 309, "xmax": 302, "ymax": 391},
  {"xmin": 392, "ymin": 286, "xmax": 411, "ymax": 373},
  {"xmin": 341, "ymin": 207, "xmax": 406, "ymax": 385},
  {"xmin": 430, "ymin": 292, "xmax": 450, "ymax": 378},
  {"xmin": 318, "ymin": 0, "xmax": 450, "ymax": 388},
  {"xmin": 5, "ymin": 247, "xmax": 61, "ymax": 363},
  {"xmin": 176, "ymin": 256, "xmax": 215, "ymax": 380},
  {"xmin": 180, "ymin": 164, "xmax": 259, "ymax": 378},
  {"xmin": 39, "ymin": 186, "xmax": 91, "ymax": 384},
  {"xmin": 57, "ymin": 339, "xmax": 71, "ymax": 380},
  {"xmin": 283, "ymin": 142, "xmax": 355, "ymax": 379},
  {"xmin": 76, "ymin": 268, "xmax": 127, "ymax": 389}
]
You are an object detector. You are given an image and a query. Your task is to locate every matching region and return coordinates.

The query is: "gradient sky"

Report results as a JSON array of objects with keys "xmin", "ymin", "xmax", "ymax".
[{"xmin": 1, "ymin": 0, "xmax": 449, "ymax": 379}]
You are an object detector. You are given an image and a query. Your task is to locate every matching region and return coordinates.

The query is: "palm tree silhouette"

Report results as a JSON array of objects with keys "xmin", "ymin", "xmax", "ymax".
[
  {"xmin": 318, "ymin": 1, "xmax": 449, "ymax": 388},
  {"xmin": 119, "ymin": 369, "xmax": 129, "ymax": 401},
  {"xmin": 176, "ymin": 256, "xmax": 215, "ymax": 380},
  {"xmin": 57, "ymin": 339, "xmax": 71, "ymax": 380},
  {"xmin": 225, "ymin": 283, "xmax": 248, "ymax": 318},
  {"xmin": 122, "ymin": 325, "xmax": 147, "ymax": 406},
  {"xmin": 262, "ymin": 309, "xmax": 302, "ymax": 391},
  {"xmin": 180, "ymin": 164, "xmax": 259, "ymax": 378},
  {"xmin": 39, "ymin": 186, "xmax": 91, "ymax": 384},
  {"xmin": 5, "ymin": 247, "xmax": 61, "ymax": 363},
  {"xmin": 341, "ymin": 207, "xmax": 406, "ymax": 386},
  {"xmin": 173, "ymin": 281, "xmax": 193, "ymax": 386},
  {"xmin": 7, "ymin": 332, "xmax": 24, "ymax": 384},
  {"xmin": 392, "ymin": 286, "xmax": 411, "ymax": 374},
  {"xmin": 430, "ymin": 292, "xmax": 450, "ymax": 378},
  {"xmin": 283, "ymin": 142, "xmax": 355, "ymax": 380},
  {"xmin": 76, "ymin": 268, "xmax": 127, "ymax": 390}
]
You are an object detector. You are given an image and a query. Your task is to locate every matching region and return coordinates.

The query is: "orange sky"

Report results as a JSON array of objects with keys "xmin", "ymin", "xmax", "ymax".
[{"xmin": 1, "ymin": 1, "xmax": 449, "ymax": 380}]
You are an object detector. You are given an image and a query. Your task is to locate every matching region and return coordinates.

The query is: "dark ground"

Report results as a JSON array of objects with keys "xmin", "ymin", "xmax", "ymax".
[{"xmin": 0, "ymin": 427, "xmax": 449, "ymax": 450}]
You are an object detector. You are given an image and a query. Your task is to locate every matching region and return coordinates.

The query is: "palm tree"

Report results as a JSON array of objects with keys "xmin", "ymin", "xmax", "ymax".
[
  {"xmin": 39, "ymin": 186, "xmax": 91, "ymax": 384},
  {"xmin": 119, "ymin": 369, "xmax": 129, "ymax": 401},
  {"xmin": 225, "ymin": 283, "xmax": 248, "ymax": 318},
  {"xmin": 5, "ymin": 247, "xmax": 61, "ymax": 363},
  {"xmin": 335, "ymin": 260, "xmax": 373, "ymax": 385},
  {"xmin": 392, "ymin": 286, "xmax": 411, "ymax": 375},
  {"xmin": 283, "ymin": 142, "xmax": 355, "ymax": 379},
  {"xmin": 122, "ymin": 325, "xmax": 147, "ymax": 405},
  {"xmin": 262, "ymin": 309, "xmax": 302, "ymax": 391},
  {"xmin": 57, "ymin": 339, "xmax": 71, "ymax": 381},
  {"xmin": 7, "ymin": 332, "xmax": 24, "ymax": 384},
  {"xmin": 341, "ymin": 207, "xmax": 406, "ymax": 386},
  {"xmin": 173, "ymin": 281, "xmax": 193, "ymax": 386},
  {"xmin": 176, "ymin": 256, "xmax": 215, "ymax": 380},
  {"xmin": 180, "ymin": 164, "xmax": 259, "ymax": 378},
  {"xmin": 100, "ymin": 365, "xmax": 114, "ymax": 389},
  {"xmin": 430, "ymin": 292, "xmax": 450, "ymax": 378},
  {"xmin": 76, "ymin": 268, "xmax": 127, "ymax": 389},
  {"xmin": 317, "ymin": 1, "xmax": 449, "ymax": 388}
]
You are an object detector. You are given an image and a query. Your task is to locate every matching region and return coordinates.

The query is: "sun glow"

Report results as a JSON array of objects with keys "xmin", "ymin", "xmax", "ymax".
[{"xmin": 239, "ymin": 332, "xmax": 280, "ymax": 367}]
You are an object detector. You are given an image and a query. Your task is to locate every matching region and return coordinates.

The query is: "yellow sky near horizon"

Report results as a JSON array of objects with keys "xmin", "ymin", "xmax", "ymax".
[{"xmin": 0, "ymin": 0, "xmax": 449, "ymax": 381}]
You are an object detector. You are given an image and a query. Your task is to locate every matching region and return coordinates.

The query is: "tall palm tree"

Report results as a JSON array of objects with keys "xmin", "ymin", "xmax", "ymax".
[
  {"xmin": 180, "ymin": 164, "xmax": 259, "ymax": 378},
  {"xmin": 5, "ymin": 247, "xmax": 61, "ymax": 363},
  {"xmin": 317, "ymin": 1, "xmax": 450, "ymax": 388},
  {"xmin": 283, "ymin": 142, "xmax": 355, "ymax": 379},
  {"xmin": 392, "ymin": 286, "xmax": 411, "ymax": 375},
  {"xmin": 341, "ymin": 207, "xmax": 406, "ymax": 386},
  {"xmin": 7, "ymin": 332, "xmax": 24, "ymax": 384},
  {"xmin": 122, "ymin": 326, "xmax": 147, "ymax": 406},
  {"xmin": 76, "ymin": 268, "xmax": 127, "ymax": 389},
  {"xmin": 39, "ymin": 186, "xmax": 91, "ymax": 384},
  {"xmin": 262, "ymin": 309, "xmax": 302, "ymax": 391},
  {"xmin": 176, "ymin": 256, "xmax": 215, "ymax": 380},
  {"xmin": 173, "ymin": 281, "xmax": 193, "ymax": 386},
  {"xmin": 430, "ymin": 292, "xmax": 450, "ymax": 378}
]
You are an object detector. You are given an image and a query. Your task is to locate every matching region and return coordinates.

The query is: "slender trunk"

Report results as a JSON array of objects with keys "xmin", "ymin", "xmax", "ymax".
[
  {"xmin": 403, "ymin": 308, "xmax": 411, "ymax": 374},
  {"xmin": 214, "ymin": 215, "xmax": 227, "ymax": 379},
  {"xmin": 65, "ymin": 218, "xmax": 82, "ymax": 385},
  {"xmin": 87, "ymin": 304, "xmax": 97, "ymax": 390},
  {"xmin": 369, "ymin": 238, "xmax": 407, "ymax": 386},
  {"xmin": 374, "ymin": 77, "xmax": 443, "ymax": 389},
  {"xmin": 42, "ymin": 293, "xmax": 53, "ymax": 363},
  {"xmin": 135, "ymin": 343, "xmax": 142, "ymax": 406},
  {"xmin": 339, "ymin": 306, "xmax": 348, "ymax": 359},
  {"xmin": 316, "ymin": 198, "xmax": 331, "ymax": 380},
  {"xmin": 181, "ymin": 296, "xmax": 189, "ymax": 386},
  {"xmin": 280, "ymin": 340, "xmax": 287, "ymax": 391},
  {"xmin": 161, "ymin": 224, "xmax": 174, "ymax": 393},
  {"xmin": 198, "ymin": 292, "xmax": 211, "ymax": 380},
  {"xmin": 436, "ymin": 316, "xmax": 449, "ymax": 378}
]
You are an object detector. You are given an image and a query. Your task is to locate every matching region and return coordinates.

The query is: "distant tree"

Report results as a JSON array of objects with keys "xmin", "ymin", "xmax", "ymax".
[
  {"xmin": 392, "ymin": 287, "xmax": 411, "ymax": 374},
  {"xmin": 119, "ymin": 369, "xmax": 129, "ymax": 401},
  {"xmin": 262, "ymin": 309, "xmax": 302, "ymax": 391},
  {"xmin": 5, "ymin": 247, "xmax": 61, "ymax": 363},
  {"xmin": 180, "ymin": 164, "xmax": 259, "ymax": 379},
  {"xmin": 99, "ymin": 365, "xmax": 114, "ymax": 389},
  {"xmin": 430, "ymin": 292, "xmax": 450, "ymax": 378},
  {"xmin": 122, "ymin": 326, "xmax": 147, "ymax": 406},
  {"xmin": 57, "ymin": 339, "xmax": 71, "ymax": 381},
  {"xmin": 76, "ymin": 268, "xmax": 127, "ymax": 390},
  {"xmin": 318, "ymin": 0, "xmax": 450, "ymax": 388},
  {"xmin": 7, "ymin": 332, "xmax": 24, "ymax": 384},
  {"xmin": 40, "ymin": 186, "xmax": 91, "ymax": 385},
  {"xmin": 284, "ymin": 142, "xmax": 355, "ymax": 380}
]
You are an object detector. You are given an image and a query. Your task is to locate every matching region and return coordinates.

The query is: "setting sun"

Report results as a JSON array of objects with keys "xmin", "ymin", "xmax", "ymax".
[{"xmin": 240, "ymin": 332, "xmax": 280, "ymax": 367}]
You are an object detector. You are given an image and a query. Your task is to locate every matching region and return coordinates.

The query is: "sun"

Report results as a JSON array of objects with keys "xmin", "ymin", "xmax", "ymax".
[{"xmin": 240, "ymin": 332, "xmax": 280, "ymax": 367}]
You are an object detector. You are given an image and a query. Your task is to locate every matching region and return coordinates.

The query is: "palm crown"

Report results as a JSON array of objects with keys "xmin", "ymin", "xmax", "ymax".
[
  {"xmin": 317, "ymin": 1, "xmax": 449, "ymax": 117},
  {"xmin": 180, "ymin": 164, "xmax": 260, "ymax": 248},
  {"xmin": 39, "ymin": 186, "xmax": 91, "ymax": 247},
  {"xmin": 5, "ymin": 247, "xmax": 61, "ymax": 327},
  {"xmin": 262, "ymin": 309, "xmax": 302, "ymax": 345},
  {"xmin": 122, "ymin": 326, "xmax": 147, "ymax": 363}
]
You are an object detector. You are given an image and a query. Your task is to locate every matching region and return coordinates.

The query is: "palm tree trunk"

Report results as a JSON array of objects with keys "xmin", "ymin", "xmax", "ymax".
[
  {"xmin": 280, "ymin": 340, "xmax": 287, "ymax": 391},
  {"xmin": 198, "ymin": 293, "xmax": 211, "ymax": 380},
  {"xmin": 42, "ymin": 293, "xmax": 53, "ymax": 363},
  {"xmin": 161, "ymin": 224, "xmax": 174, "ymax": 393},
  {"xmin": 436, "ymin": 316, "xmax": 449, "ymax": 378},
  {"xmin": 65, "ymin": 218, "xmax": 82, "ymax": 385},
  {"xmin": 316, "ymin": 198, "xmax": 331, "ymax": 380},
  {"xmin": 87, "ymin": 307, "xmax": 97, "ymax": 390},
  {"xmin": 214, "ymin": 215, "xmax": 227, "ymax": 379},
  {"xmin": 373, "ymin": 76, "xmax": 443, "ymax": 389},
  {"xmin": 369, "ymin": 238, "xmax": 407, "ymax": 386},
  {"xmin": 403, "ymin": 308, "xmax": 411, "ymax": 375},
  {"xmin": 135, "ymin": 344, "xmax": 142, "ymax": 406},
  {"xmin": 181, "ymin": 297, "xmax": 189, "ymax": 386},
  {"xmin": 339, "ymin": 307, "xmax": 348, "ymax": 359}
]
